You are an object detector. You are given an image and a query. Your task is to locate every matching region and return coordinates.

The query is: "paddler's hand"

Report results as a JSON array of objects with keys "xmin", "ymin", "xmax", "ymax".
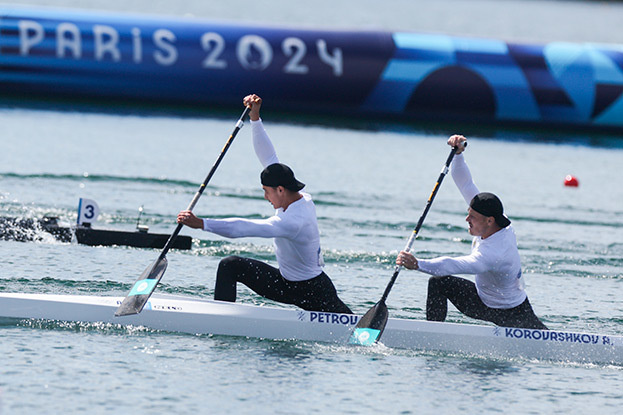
[
  {"xmin": 396, "ymin": 250, "xmax": 418, "ymax": 270},
  {"xmin": 447, "ymin": 134, "xmax": 467, "ymax": 154},
  {"xmin": 243, "ymin": 94, "xmax": 262, "ymax": 121},
  {"xmin": 177, "ymin": 210, "xmax": 203, "ymax": 229}
]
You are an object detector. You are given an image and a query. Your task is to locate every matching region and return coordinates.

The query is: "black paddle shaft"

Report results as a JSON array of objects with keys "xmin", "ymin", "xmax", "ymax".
[
  {"xmin": 115, "ymin": 106, "xmax": 250, "ymax": 317},
  {"xmin": 157, "ymin": 106, "xmax": 251, "ymax": 261},
  {"xmin": 379, "ymin": 144, "xmax": 463, "ymax": 304},
  {"xmin": 348, "ymin": 143, "xmax": 465, "ymax": 345}
]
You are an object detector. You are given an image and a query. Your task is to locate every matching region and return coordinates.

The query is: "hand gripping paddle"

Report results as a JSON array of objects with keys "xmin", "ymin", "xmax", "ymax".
[
  {"xmin": 348, "ymin": 143, "xmax": 464, "ymax": 345},
  {"xmin": 115, "ymin": 106, "xmax": 250, "ymax": 317}
]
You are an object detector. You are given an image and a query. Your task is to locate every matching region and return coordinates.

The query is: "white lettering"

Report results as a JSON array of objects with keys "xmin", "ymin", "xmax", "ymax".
[
  {"xmin": 282, "ymin": 37, "xmax": 308, "ymax": 74},
  {"xmin": 131, "ymin": 27, "xmax": 142, "ymax": 63},
  {"xmin": 93, "ymin": 25, "xmax": 121, "ymax": 61},
  {"xmin": 57, "ymin": 22, "xmax": 81, "ymax": 58},
  {"xmin": 19, "ymin": 20, "xmax": 44, "ymax": 56},
  {"xmin": 153, "ymin": 29, "xmax": 177, "ymax": 66},
  {"xmin": 317, "ymin": 39, "xmax": 343, "ymax": 76},
  {"xmin": 14, "ymin": 20, "xmax": 346, "ymax": 77},
  {"xmin": 201, "ymin": 32, "xmax": 227, "ymax": 69}
]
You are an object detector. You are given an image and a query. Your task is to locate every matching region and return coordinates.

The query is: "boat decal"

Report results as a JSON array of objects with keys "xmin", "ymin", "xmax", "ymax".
[
  {"xmin": 309, "ymin": 311, "xmax": 358, "ymax": 326},
  {"xmin": 498, "ymin": 327, "xmax": 610, "ymax": 345},
  {"xmin": 151, "ymin": 303, "xmax": 184, "ymax": 312}
]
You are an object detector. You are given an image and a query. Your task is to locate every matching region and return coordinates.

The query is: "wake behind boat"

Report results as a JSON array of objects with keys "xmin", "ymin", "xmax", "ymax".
[
  {"xmin": 0, "ymin": 198, "xmax": 192, "ymax": 250},
  {"xmin": 0, "ymin": 292, "xmax": 621, "ymax": 366},
  {"xmin": 0, "ymin": 215, "xmax": 192, "ymax": 250}
]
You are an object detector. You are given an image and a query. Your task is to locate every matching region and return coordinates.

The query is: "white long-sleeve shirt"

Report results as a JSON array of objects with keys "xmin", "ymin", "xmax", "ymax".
[
  {"xmin": 201, "ymin": 119, "xmax": 324, "ymax": 282},
  {"xmin": 251, "ymin": 118, "xmax": 279, "ymax": 168},
  {"xmin": 416, "ymin": 154, "xmax": 526, "ymax": 309}
]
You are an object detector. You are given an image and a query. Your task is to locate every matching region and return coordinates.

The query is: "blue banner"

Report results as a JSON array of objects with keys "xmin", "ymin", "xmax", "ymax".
[{"xmin": 1, "ymin": 6, "xmax": 622, "ymax": 131}]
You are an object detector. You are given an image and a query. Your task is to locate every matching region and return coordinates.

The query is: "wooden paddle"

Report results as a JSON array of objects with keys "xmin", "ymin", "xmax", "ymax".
[
  {"xmin": 115, "ymin": 106, "xmax": 251, "ymax": 317},
  {"xmin": 348, "ymin": 142, "xmax": 464, "ymax": 345}
]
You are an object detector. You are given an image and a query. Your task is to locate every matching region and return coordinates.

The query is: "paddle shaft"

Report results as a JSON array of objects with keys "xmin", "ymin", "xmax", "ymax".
[
  {"xmin": 115, "ymin": 106, "xmax": 251, "ymax": 316},
  {"xmin": 379, "ymin": 145, "xmax": 462, "ymax": 303},
  {"xmin": 157, "ymin": 106, "xmax": 251, "ymax": 260}
]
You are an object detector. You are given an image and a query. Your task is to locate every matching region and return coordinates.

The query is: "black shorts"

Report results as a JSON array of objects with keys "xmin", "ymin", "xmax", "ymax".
[
  {"xmin": 213, "ymin": 255, "xmax": 352, "ymax": 314},
  {"xmin": 426, "ymin": 275, "xmax": 548, "ymax": 329}
]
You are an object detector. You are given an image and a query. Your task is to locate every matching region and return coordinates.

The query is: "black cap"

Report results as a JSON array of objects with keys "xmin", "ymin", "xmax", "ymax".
[
  {"xmin": 260, "ymin": 163, "xmax": 305, "ymax": 191},
  {"xmin": 469, "ymin": 192, "xmax": 511, "ymax": 228}
]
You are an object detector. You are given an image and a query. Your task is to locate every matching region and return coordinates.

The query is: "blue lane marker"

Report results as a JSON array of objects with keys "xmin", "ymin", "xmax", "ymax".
[
  {"xmin": 128, "ymin": 279, "xmax": 158, "ymax": 297},
  {"xmin": 349, "ymin": 328, "xmax": 381, "ymax": 346}
]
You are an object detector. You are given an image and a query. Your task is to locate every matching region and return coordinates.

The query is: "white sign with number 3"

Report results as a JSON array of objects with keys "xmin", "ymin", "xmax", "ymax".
[{"xmin": 77, "ymin": 198, "xmax": 100, "ymax": 225}]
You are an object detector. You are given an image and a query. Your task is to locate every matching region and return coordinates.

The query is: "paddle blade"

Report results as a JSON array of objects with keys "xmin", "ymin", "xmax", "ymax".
[
  {"xmin": 114, "ymin": 257, "xmax": 168, "ymax": 317},
  {"xmin": 348, "ymin": 300, "xmax": 389, "ymax": 346}
]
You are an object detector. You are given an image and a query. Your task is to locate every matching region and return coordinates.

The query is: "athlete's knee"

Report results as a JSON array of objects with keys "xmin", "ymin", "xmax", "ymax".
[
  {"xmin": 217, "ymin": 255, "xmax": 246, "ymax": 281},
  {"xmin": 428, "ymin": 275, "xmax": 452, "ymax": 291},
  {"xmin": 218, "ymin": 255, "xmax": 243, "ymax": 272}
]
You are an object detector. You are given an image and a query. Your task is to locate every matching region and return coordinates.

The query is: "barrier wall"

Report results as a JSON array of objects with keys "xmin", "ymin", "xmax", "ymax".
[{"xmin": 1, "ymin": 6, "xmax": 623, "ymax": 131}]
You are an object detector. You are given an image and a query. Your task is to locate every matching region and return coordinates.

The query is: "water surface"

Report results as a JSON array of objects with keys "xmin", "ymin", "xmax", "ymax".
[{"xmin": 2, "ymin": 1, "xmax": 623, "ymax": 414}]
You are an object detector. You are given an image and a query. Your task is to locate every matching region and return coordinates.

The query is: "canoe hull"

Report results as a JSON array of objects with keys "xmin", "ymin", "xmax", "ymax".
[
  {"xmin": 74, "ymin": 227, "xmax": 192, "ymax": 250},
  {"xmin": 1, "ymin": 293, "xmax": 621, "ymax": 365}
]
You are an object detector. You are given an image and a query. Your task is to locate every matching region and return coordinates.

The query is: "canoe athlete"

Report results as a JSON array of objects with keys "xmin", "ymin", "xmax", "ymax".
[
  {"xmin": 396, "ymin": 135, "xmax": 548, "ymax": 329},
  {"xmin": 178, "ymin": 94, "xmax": 352, "ymax": 314}
]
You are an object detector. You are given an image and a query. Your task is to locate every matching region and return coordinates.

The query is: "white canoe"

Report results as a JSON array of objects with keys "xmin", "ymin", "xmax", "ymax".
[{"xmin": 1, "ymin": 292, "xmax": 621, "ymax": 365}]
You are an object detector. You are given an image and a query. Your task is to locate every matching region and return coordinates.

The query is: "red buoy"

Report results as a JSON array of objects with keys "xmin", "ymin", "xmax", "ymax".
[{"xmin": 564, "ymin": 175, "xmax": 579, "ymax": 187}]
